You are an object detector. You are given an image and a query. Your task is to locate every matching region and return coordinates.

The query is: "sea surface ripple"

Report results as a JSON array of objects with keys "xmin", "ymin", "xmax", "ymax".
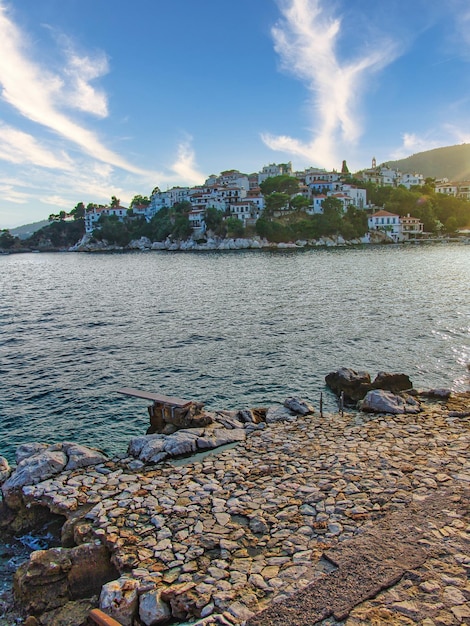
[{"xmin": 0, "ymin": 245, "xmax": 469, "ymax": 463}]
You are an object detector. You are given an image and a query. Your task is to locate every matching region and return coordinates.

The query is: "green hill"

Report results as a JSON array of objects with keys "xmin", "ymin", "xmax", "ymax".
[
  {"xmin": 382, "ymin": 144, "xmax": 470, "ymax": 181},
  {"xmin": 10, "ymin": 219, "xmax": 49, "ymax": 239}
]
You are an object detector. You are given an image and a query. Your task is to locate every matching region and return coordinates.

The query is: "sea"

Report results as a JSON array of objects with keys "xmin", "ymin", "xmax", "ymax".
[
  {"xmin": 0, "ymin": 243, "xmax": 469, "ymax": 620},
  {"xmin": 1, "ymin": 244, "xmax": 469, "ymax": 464}
]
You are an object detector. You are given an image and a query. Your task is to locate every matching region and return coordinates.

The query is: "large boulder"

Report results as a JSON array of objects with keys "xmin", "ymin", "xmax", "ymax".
[
  {"xmin": 284, "ymin": 397, "xmax": 315, "ymax": 415},
  {"xmin": 372, "ymin": 371, "xmax": 413, "ymax": 393},
  {"xmin": 358, "ymin": 390, "xmax": 421, "ymax": 414},
  {"xmin": 139, "ymin": 588, "xmax": 172, "ymax": 625},
  {"xmin": 13, "ymin": 543, "xmax": 117, "ymax": 616},
  {"xmin": 265, "ymin": 406, "xmax": 295, "ymax": 423},
  {"xmin": 16, "ymin": 443, "xmax": 50, "ymax": 464},
  {"xmin": 2, "ymin": 449, "xmax": 67, "ymax": 504},
  {"xmin": 99, "ymin": 577, "xmax": 140, "ymax": 626},
  {"xmin": 325, "ymin": 368, "xmax": 372, "ymax": 403},
  {"xmin": 62, "ymin": 442, "xmax": 108, "ymax": 470}
]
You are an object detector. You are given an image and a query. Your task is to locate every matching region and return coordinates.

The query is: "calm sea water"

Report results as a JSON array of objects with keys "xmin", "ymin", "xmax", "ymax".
[{"xmin": 0, "ymin": 245, "xmax": 469, "ymax": 464}]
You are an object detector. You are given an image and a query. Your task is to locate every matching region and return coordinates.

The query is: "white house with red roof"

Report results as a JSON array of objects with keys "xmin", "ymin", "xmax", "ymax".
[{"xmin": 368, "ymin": 209, "xmax": 401, "ymax": 241}]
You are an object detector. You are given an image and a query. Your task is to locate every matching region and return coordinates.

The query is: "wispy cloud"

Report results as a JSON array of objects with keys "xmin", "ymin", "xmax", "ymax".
[
  {"xmin": 170, "ymin": 139, "xmax": 205, "ymax": 185},
  {"xmin": 262, "ymin": 0, "xmax": 399, "ymax": 168},
  {"xmin": 0, "ymin": 122, "xmax": 74, "ymax": 170},
  {"xmin": 390, "ymin": 133, "xmax": 443, "ymax": 159},
  {"xmin": 390, "ymin": 122, "xmax": 470, "ymax": 160},
  {"xmin": 60, "ymin": 38, "xmax": 110, "ymax": 118},
  {"xmin": 0, "ymin": 3, "xmax": 151, "ymax": 176},
  {"xmin": 0, "ymin": 182, "xmax": 31, "ymax": 204}
]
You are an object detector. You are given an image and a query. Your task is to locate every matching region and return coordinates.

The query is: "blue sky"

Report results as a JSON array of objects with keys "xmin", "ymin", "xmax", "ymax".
[{"xmin": 1, "ymin": 0, "xmax": 470, "ymax": 228}]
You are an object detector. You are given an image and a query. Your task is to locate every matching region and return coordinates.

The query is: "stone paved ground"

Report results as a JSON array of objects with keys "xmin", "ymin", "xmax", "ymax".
[{"xmin": 18, "ymin": 394, "xmax": 470, "ymax": 624}]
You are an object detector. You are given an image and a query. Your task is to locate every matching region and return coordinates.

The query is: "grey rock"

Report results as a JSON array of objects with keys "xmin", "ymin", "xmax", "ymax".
[
  {"xmin": 358, "ymin": 390, "xmax": 421, "ymax": 414},
  {"xmin": 16, "ymin": 442, "xmax": 50, "ymax": 464},
  {"xmin": 284, "ymin": 397, "xmax": 315, "ymax": 415},
  {"xmin": 325, "ymin": 368, "xmax": 372, "ymax": 402},
  {"xmin": 62, "ymin": 442, "xmax": 108, "ymax": 470},
  {"xmin": 139, "ymin": 588, "xmax": 171, "ymax": 625},
  {"xmin": 164, "ymin": 430, "xmax": 199, "ymax": 456},
  {"xmin": 99, "ymin": 577, "xmax": 139, "ymax": 626},
  {"xmin": 372, "ymin": 371, "xmax": 413, "ymax": 392},
  {"xmin": 2, "ymin": 449, "xmax": 67, "ymax": 495},
  {"xmin": 266, "ymin": 406, "xmax": 295, "ymax": 423}
]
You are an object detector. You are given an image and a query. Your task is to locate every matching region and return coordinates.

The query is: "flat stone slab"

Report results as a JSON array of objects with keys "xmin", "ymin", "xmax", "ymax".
[{"xmin": 247, "ymin": 491, "xmax": 466, "ymax": 626}]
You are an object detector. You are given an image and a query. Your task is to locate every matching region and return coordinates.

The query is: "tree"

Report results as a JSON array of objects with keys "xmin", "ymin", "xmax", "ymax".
[
  {"xmin": 225, "ymin": 216, "xmax": 245, "ymax": 238},
  {"xmin": 319, "ymin": 197, "xmax": 343, "ymax": 235},
  {"xmin": 110, "ymin": 196, "xmax": 120, "ymax": 207},
  {"xmin": 259, "ymin": 175, "xmax": 299, "ymax": 196},
  {"xmin": 171, "ymin": 214, "xmax": 192, "ymax": 240},
  {"xmin": 70, "ymin": 202, "xmax": 85, "ymax": 220},
  {"xmin": 0, "ymin": 229, "xmax": 17, "ymax": 249},
  {"xmin": 130, "ymin": 195, "xmax": 150, "ymax": 208},
  {"xmin": 264, "ymin": 192, "xmax": 290, "ymax": 216},
  {"xmin": 290, "ymin": 195, "xmax": 310, "ymax": 211},
  {"xmin": 444, "ymin": 216, "xmax": 458, "ymax": 234},
  {"xmin": 95, "ymin": 215, "xmax": 131, "ymax": 246},
  {"xmin": 204, "ymin": 206, "xmax": 224, "ymax": 234},
  {"xmin": 173, "ymin": 201, "xmax": 192, "ymax": 215}
]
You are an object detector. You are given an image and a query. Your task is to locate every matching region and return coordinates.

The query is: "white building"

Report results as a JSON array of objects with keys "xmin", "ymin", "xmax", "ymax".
[
  {"xmin": 399, "ymin": 173, "xmax": 425, "ymax": 189},
  {"xmin": 85, "ymin": 205, "xmax": 128, "ymax": 233},
  {"xmin": 368, "ymin": 209, "xmax": 401, "ymax": 241},
  {"xmin": 258, "ymin": 162, "xmax": 293, "ymax": 184}
]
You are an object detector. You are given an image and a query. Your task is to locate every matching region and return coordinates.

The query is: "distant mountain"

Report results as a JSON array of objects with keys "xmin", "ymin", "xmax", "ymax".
[
  {"xmin": 10, "ymin": 219, "xmax": 49, "ymax": 239},
  {"xmin": 382, "ymin": 144, "xmax": 470, "ymax": 181}
]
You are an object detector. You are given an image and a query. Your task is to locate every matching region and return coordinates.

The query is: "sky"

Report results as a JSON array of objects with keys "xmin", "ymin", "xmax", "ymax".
[{"xmin": 1, "ymin": 0, "xmax": 470, "ymax": 228}]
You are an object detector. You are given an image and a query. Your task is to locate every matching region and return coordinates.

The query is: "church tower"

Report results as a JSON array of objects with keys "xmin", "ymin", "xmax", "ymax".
[{"xmin": 372, "ymin": 156, "xmax": 377, "ymax": 169}]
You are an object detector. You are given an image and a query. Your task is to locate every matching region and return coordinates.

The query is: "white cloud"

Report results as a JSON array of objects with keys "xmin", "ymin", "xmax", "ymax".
[
  {"xmin": 0, "ymin": 123, "xmax": 74, "ymax": 170},
  {"xmin": 62, "ymin": 46, "xmax": 109, "ymax": 118},
  {"xmin": 390, "ymin": 133, "xmax": 442, "ymax": 159},
  {"xmin": 0, "ymin": 3, "xmax": 153, "ymax": 176},
  {"xmin": 263, "ymin": 0, "xmax": 399, "ymax": 168},
  {"xmin": 0, "ymin": 182, "xmax": 30, "ymax": 204},
  {"xmin": 390, "ymin": 126, "xmax": 470, "ymax": 161},
  {"xmin": 170, "ymin": 139, "xmax": 205, "ymax": 185},
  {"xmin": 41, "ymin": 195, "xmax": 71, "ymax": 207}
]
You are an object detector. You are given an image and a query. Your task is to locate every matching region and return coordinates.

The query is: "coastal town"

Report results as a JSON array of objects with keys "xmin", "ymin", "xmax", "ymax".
[
  {"xmin": 78, "ymin": 158, "xmax": 469, "ymax": 245},
  {"xmin": 2, "ymin": 157, "xmax": 470, "ymax": 252}
]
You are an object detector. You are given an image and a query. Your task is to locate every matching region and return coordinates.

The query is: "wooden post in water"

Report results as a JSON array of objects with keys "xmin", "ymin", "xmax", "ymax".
[
  {"xmin": 339, "ymin": 391, "xmax": 344, "ymax": 417},
  {"xmin": 320, "ymin": 392, "xmax": 323, "ymax": 418}
]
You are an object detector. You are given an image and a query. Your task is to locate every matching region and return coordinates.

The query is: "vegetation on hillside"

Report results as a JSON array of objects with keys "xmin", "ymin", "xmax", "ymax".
[{"xmin": 382, "ymin": 144, "xmax": 470, "ymax": 181}]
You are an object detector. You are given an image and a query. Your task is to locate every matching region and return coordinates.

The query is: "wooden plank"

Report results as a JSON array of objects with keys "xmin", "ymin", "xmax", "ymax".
[
  {"xmin": 89, "ymin": 609, "xmax": 123, "ymax": 626},
  {"xmin": 117, "ymin": 387, "xmax": 192, "ymax": 407}
]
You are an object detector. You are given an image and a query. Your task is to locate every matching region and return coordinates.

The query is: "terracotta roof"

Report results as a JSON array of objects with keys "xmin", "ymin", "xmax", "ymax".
[{"xmin": 370, "ymin": 209, "xmax": 399, "ymax": 217}]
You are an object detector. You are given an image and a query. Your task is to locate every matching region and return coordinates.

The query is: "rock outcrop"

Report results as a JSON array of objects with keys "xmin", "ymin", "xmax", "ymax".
[
  {"xmin": 325, "ymin": 368, "xmax": 414, "ymax": 406},
  {"xmin": 358, "ymin": 389, "xmax": 421, "ymax": 414},
  {"xmin": 14, "ymin": 543, "xmax": 118, "ymax": 615},
  {"xmin": 1, "ymin": 442, "xmax": 108, "ymax": 510}
]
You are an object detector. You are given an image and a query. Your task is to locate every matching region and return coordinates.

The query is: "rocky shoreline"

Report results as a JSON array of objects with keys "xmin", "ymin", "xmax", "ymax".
[
  {"xmin": 70, "ymin": 232, "xmax": 384, "ymax": 253},
  {"xmin": 0, "ymin": 371, "xmax": 469, "ymax": 625}
]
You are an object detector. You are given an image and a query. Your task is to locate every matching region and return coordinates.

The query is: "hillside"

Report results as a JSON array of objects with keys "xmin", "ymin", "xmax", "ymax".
[
  {"xmin": 10, "ymin": 219, "xmax": 49, "ymax": 239},
  {"xmin": 382, "ymin": 144, "xmax": 470, "ymax": 181}
]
